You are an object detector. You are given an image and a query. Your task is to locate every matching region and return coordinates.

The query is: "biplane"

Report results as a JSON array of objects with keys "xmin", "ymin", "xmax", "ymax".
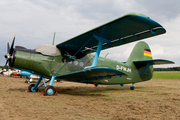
[{"xmin": 4, "ymin": 13, "xmax": 174, "ymax": 96}]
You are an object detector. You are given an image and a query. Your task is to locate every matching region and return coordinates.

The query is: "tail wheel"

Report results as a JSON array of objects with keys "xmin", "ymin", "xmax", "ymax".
[
  {"xmin": 28, "ymin": 84, "xmax": 38, "ymax": 92},
  {"xmin": 44, "ymin": 85, "xmax": 56, "ymax": 96}
]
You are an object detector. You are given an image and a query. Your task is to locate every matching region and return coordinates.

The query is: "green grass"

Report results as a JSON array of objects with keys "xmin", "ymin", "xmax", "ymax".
[{"xmin": 153, "ymin": 71, "xmax": 180, "ymax": 79}]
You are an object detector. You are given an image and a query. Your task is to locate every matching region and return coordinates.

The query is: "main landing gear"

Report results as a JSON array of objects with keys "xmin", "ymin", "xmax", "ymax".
[
  {"xmin": 27, "ymin": 76, "xmax": 57, "ymax": 96},
  {"xmin": 44, "ymin": 85, "xmax": 56, "ymax": 96},
  {"xmin": 28, "ymin": 84, "xmax": 39, "ymax": 92}
]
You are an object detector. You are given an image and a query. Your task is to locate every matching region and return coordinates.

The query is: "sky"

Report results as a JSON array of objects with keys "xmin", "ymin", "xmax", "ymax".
[{"xmin": 0, "ymin": 0, "xmax": 180, "ymax": 68}]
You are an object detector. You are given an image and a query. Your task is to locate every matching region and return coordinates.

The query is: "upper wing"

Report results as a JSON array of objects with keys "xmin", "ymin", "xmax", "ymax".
[{"xmin": 56, "ymin": 13, "xmax": 166, "ymax": 55}]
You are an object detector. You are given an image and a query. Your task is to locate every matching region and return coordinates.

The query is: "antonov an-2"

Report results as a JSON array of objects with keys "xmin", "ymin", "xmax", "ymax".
[{"xmin": 4, "ymin": 13, "xmax": 174, "ymax": 96}]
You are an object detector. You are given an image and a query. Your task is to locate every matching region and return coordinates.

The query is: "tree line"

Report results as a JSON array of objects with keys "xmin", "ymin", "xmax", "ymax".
[
  {"xmin": 154, "ymin": 67, "xmax": 180, "ymax": 71},
  {"xmin": 0, "ymin": 66, "xmax": 15, "ymax": 70}
]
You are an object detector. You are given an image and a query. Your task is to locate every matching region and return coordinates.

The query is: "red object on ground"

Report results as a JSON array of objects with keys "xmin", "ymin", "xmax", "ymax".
[{"xmin": 12, "ymin": 72, "xmax": 17, "ymax": 76}]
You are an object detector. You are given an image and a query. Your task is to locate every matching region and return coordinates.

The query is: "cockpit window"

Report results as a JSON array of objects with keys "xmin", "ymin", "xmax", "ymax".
[{"xmin": 35, "ymin": 44, "xmax": 61, "ymax": 56}]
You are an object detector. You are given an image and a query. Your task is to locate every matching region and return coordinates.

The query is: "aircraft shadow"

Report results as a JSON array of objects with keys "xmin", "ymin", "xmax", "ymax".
[
  {"xmin": 8, "ymin": 86, "xmax": 143, "ymax": 97},
  {"xmin": 54, "ymin": 86, "xmax": 134, "ymax": 97}
]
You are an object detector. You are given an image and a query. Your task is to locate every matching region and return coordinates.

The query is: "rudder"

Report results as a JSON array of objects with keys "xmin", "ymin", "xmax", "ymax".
[{"xmin": 126, "ymin": 41, "xmax": 153, "ymax": 64}]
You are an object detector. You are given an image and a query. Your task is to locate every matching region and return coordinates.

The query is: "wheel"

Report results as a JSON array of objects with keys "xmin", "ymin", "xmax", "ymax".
[
  {"xmin": 57, "ymin": 80, "xmax": 60, "ymax": 82},
  {"xmin": 44, "ymin": 85, "xmax": 56, "ymax": 96},
  {"xmin": 130, "ymin": 86, "xmax": 134, "ymax": 90},
  {"xmin": 94, "ymin": 83, "xmax": 98, "ymax": 87},
  {"xmin": 28, "ymin": 84, "xmax": 38, "ymax": 92}
]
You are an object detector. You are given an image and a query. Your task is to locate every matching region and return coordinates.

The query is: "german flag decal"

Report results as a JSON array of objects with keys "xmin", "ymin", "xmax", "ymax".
[{"xmin": 144, "ymin": 49, "xmax": 152, "ymax": 57}]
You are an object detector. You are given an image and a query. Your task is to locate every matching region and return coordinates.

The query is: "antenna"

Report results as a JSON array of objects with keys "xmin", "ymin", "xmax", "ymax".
[{"xmin": 52, "ymin": 32, "xmax": 56, "ymax": 45}]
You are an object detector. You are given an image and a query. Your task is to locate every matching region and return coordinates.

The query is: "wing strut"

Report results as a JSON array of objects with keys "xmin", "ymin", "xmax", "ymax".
[
  {"xmin": 54, "ymin": 37, "xmax": 93, "ymax": 76},
  {"xmin": 85, "ymin": 35, "xmax": 111, "ymax": 69},
  {"xmin": 141, "ymin": 63, "xmax": 153, "ymax": 76}
]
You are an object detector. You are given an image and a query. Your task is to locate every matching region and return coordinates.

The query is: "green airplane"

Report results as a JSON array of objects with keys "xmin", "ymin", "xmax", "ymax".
[{"xmin": 4, "ymin": 13, "xmax": 174, "ymax": 96}]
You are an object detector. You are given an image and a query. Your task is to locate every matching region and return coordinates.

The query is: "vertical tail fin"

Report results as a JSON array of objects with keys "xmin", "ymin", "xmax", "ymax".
[
  {"xmin": 127, "ymin": 41, "xmax": 152, "ymax": 64},
  {"xmin": 126, "ymin": 41, "xmax": 174, "ymax": 81},
  {"xmin": 126, "ymin": 41, "xmax": 153, "ymax": 80}
]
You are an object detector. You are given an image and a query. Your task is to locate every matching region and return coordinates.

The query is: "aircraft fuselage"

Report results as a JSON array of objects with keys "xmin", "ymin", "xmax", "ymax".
[{"xmin": 12, "ymin": 48, "xmax": 153, "ymax": 85}]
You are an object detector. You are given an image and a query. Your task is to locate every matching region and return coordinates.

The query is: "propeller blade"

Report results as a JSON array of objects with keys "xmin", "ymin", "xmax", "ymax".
[
  {"xmin": 7, "ymin": 41, "xmax": 10, "ymax": 53},
  {"xmin": 10, "ymin": 34, "xmax": 16, "ymax": 55},
  {"xmin": 4, "ymin": 60, "xmax": 8, "ymax": 68}
]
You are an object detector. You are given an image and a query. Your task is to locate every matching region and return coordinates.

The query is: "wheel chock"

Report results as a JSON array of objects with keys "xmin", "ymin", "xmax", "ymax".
[
  {"xmin": 41, "ymin": 92, "xmax": 46, "ymax": 96},
  {"xmin": 55, "ymin": 92, "xmax": 59, "ymax": 95},
  {"xmin": 25, "ymin": 89, "xmax": 30, "ymax": 92}
]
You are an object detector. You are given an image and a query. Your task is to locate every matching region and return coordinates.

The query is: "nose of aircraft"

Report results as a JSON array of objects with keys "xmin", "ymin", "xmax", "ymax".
[{"xmin": 3, "ymin": 35, "xmax": 16, "ymax": 67}]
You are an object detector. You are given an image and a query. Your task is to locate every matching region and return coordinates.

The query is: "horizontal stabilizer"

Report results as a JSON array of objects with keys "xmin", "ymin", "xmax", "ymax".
[
  {"xmin": 133, "ymin": 59, "xmax": 174, "ymax": 76},
  {"xmin": 56, "ymin": 67, "xmax": 127, "ymax": 82},
  {"xmin": 133, "ymin": 59, "xmax": 175, "ymax": 65}
]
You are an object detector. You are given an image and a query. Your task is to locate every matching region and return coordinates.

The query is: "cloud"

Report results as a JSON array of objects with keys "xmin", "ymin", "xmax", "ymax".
[
  {"xmin": 0, "ymin": 0, "xmax": 180, "ymax": 68},
  {"xmin": 133, "ymin": 0, "xmax": 180, "ymax": 22}
]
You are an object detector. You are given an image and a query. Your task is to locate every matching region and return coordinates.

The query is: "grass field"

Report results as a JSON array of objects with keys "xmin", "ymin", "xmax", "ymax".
[
  {"xmin": 1, "ymin": 75, "xmax": 180, "ymax": 119},
  {"xmin": 153, "ymin": 71, "xmax": 180, "ymax": 79},
  {"xmin": 1, "ymin": 76, "xmax": 180, "ymax": 119}
]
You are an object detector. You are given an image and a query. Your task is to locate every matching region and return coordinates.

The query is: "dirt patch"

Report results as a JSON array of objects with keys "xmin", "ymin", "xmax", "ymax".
[{"xmin": 0, "ymin": 76, "xmax": 180, "ymax": 120}]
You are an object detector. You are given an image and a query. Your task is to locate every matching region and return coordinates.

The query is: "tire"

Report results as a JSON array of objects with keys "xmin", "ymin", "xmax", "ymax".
[
  {"xmin": 44, "ymin": 85, "xmax": 56, "ymax": 96},
  {"xmin": 130, "ymin": 86, "xmax": 134, "ymax": 90},
  {"xmin": 28, "ymin": 84, "xmax": 38, "ymax": 92}
]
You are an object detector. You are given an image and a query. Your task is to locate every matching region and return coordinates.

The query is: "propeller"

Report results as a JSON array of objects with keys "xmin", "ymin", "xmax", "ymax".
[{"xmin": 4, "ymin": 35, "xmax": 16, "ymax": 67}]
